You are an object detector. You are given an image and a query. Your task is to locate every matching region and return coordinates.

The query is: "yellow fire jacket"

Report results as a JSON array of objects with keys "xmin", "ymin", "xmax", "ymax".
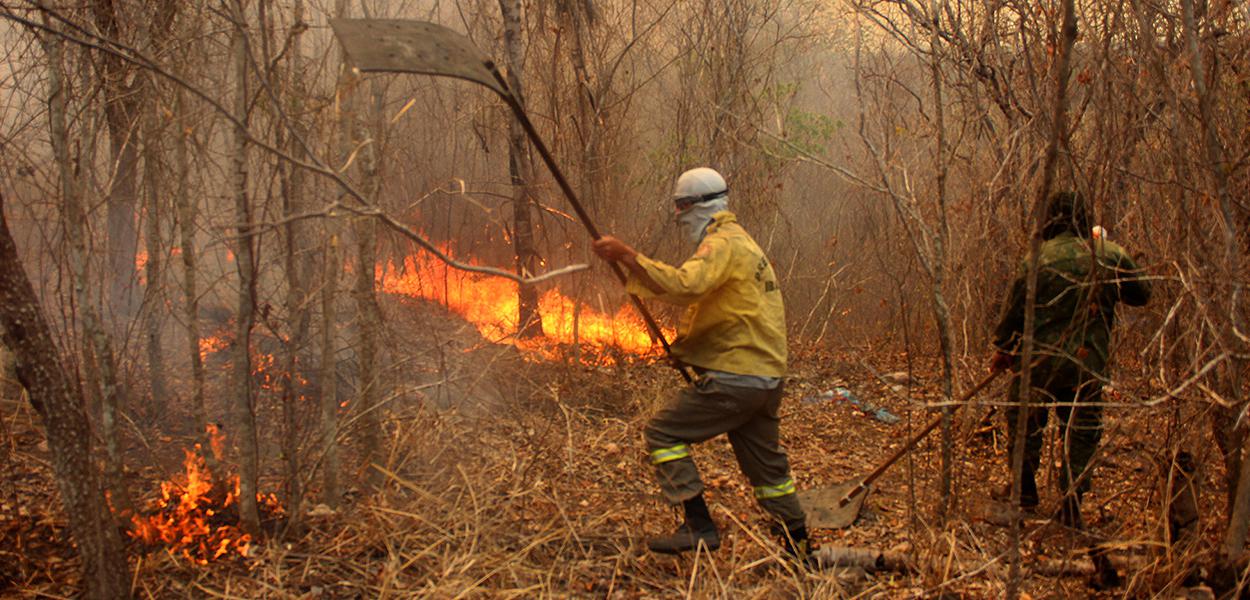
[{"xmin": 625, "ymin": 211, "xmax": 787, "ymax": 377}]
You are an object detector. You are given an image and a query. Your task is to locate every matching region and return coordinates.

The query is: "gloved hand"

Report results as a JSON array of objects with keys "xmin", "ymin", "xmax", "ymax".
[
  {"xmin": 592, "ymin": 236, "xmax": 637, "ymax": 262},
  {"xmin": 990, "ymin": 351, "xmax": 1015, "ymax": 373}
]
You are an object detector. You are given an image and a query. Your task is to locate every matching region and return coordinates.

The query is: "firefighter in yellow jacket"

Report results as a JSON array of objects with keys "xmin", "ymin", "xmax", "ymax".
[{"xmin": 592, "ymin": 167, "xmax": 807, "ymax": 557}]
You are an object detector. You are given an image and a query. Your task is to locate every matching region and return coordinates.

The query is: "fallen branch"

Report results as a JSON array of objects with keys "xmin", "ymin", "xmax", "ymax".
[
  {"xmin": 1031, "ymin": 554, "xmax": 1147, "ymax": 577},
  {"xmin": 814, "ymin": 547, "xmax": 913, "ymax": 573},
  {"xmin": 814, "ymin": 544, "xmax": 1147, "ymax": 581}
]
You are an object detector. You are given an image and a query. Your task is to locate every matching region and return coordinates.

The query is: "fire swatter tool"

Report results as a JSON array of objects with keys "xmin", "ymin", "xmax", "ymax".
[
  {"xmin": 330, "ymin": 19, "xmax": 691, "ymax": 383},
  {"xmin": 797, "ymin": 369, "xmax": 1004, "ymax": 529}
]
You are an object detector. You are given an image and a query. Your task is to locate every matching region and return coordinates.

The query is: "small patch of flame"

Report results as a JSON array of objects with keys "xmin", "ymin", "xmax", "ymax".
[
  {"xmin": 128, "ymin": 439, "xmax": 283, "ymax": 564},
  {"xmin": 254, "ymin": 351, "xmax": 277, "ymax": 392},
  {"xmin": 206, "ymin": 424, "xmax": 225, "ymax": 461},
  {"xmin": 198, "ymin": 335, "xmax": 229, "ymax": 361}
]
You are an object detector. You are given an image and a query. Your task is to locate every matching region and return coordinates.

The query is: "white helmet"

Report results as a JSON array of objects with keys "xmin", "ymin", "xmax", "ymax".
[{"xmin": 672, "ymin": 167, "xmax": 728, "ymax": 209}]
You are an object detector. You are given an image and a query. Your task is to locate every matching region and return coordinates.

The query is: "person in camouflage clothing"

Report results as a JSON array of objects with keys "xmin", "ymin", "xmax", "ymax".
[{"xmin": 991, "ymin": 191, "xmax": 1151, "ymax": 524}]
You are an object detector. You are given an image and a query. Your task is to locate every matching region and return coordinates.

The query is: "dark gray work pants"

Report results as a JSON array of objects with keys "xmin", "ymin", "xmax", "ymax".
[{"xmin": 644, "ymin": 378, "xmax": 806, "ymax": 531}]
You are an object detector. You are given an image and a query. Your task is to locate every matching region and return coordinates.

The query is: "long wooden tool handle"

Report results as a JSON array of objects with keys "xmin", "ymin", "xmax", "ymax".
[
  {"xmin": 488, "ymin": 67, "xmax": 692, "ymax": 383},
  {"xmin": 838, "ymin": 369, "xmax": 1005, "ymax": 507}
]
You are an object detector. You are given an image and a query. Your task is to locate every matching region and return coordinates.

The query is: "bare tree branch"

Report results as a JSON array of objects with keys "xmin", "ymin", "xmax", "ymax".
[{"xmin": 232, "ymin": 201, "xmax": 589, "ymax": 286}]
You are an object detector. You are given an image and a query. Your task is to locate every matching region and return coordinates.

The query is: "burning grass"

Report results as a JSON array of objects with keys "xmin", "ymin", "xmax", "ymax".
[
  {"xmin": 197, "ymin": 335, "xmax": 229, "ymax": 361},
  {"xmin": 379, "ymin": 247, "xmax": 673, "ymax": 363},
  {"xmin": 126, "ymin": 427, "xmax": 284, "ymax": 565}
]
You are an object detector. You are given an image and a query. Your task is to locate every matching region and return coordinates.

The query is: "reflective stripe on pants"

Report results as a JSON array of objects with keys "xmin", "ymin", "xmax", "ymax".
[
  {"xmin": 650, "ymin": 444, "xmax": 691, "ymax": 465},
  {"xmin": 644, "ymin": 378, "xmax": 806, "ymax": 531},
  {"xmin": 754, "ymin": 478, "xmax": 796, "ymax": 500}
]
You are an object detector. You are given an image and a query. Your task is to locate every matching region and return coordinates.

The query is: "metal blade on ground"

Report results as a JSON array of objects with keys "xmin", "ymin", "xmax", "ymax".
[
  {"xmin": 798, "ymin": 478, "xmax": 869, "ymax": 529},
  {"xmin": 798, "ymin": 369, "xmax": 1004, "ymax": 529}
]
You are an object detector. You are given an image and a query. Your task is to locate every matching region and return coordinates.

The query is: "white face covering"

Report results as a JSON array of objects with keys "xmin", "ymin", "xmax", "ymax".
[{"xmin": 676, "ymin": 197, "xmax": 729, "ymax": 243}]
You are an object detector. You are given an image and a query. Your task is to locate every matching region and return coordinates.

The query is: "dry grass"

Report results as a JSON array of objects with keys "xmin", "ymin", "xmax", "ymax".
[
  {"xmin": 119, "ymin": 362, "xmax": 856, "ymax": 598},
  {"xmin": 0, "ymin": 310, "xmax": 1229, "ymax": 598},
  {"xmin": 108, "ymin": 350, "xmax": 1215, "ymax": 598}
]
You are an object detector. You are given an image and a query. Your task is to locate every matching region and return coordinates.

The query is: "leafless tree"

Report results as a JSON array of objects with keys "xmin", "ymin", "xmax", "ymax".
[
  {"xmin": 277, "ymin": 0, "xmax": 313, "ymax": 532},
  {"xmin": 0, "ymin": 193, "xmax": 131, "ymax": 598},
  {"xmin": 499, "ymin": 0, "xmax": 544, "ymax": 338},
  {"xmin": 225, "ymin": 0, "xmax": 261, "ymax": 534}
]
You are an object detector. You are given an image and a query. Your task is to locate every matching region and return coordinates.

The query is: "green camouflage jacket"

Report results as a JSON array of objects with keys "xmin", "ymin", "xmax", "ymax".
[{"xmin": 993, "ymin": 232, "xmax": 1151, "ymax": 385}]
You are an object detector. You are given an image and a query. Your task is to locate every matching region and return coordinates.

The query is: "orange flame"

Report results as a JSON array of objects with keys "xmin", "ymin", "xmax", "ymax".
[
  {"xmin": 198, "ymin": 335, "xmax": 229, "ymax": 361},
  {"xmin": 206, "ymin": 423, "xmax": 225, "ymax": 461},
  {"xmin": 379, "ymin": 245, "xmax": 670, "ymax": 362},
  {"xmin": 128, "ymin": 431, "xmax": 282, "ymax": 564}
]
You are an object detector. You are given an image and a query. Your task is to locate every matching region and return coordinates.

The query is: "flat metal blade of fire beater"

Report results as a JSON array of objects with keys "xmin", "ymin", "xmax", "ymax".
[
  {"xmin": 330, "ymin": 19, "xmax": 692, "ymax": 383},
  {"xmin": 797, "ymin": 369, "xmax": 1004, "ymax": 529},
  {"xmin": 329, "ymin": 19, "xmax": 505, "ymax": 94}
]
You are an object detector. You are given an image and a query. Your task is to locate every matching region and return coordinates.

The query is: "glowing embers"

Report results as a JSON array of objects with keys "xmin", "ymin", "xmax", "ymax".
[
  {"xmin": 128, "ymin": 425, "xmax": 283, "ymax": 564},
  {"xmin": 198, "ymin": 335, "xmax": 229, "ymax": 361},
  {"xmin": 379, "ymin": 248, "xmax": 671, "ymax": 362}
]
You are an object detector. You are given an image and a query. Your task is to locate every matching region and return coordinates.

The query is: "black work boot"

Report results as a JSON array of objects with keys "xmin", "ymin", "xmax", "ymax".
[
  {"xmin": 775, "ymin": 525, "xmax": 815, "ymax": 567},
  {"xmin": 1019, "ymin": 464, "xmax": 1040, "ymax": 509},
  {"xmin": 1088, "ymin": 551, "xmax": 1122, "ymax": 590},
  {"xmin": 648, "ymin": 495, "xmax": 720, "ymax": 554}
]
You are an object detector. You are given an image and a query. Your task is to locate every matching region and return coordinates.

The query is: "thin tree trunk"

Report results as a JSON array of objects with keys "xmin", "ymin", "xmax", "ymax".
[
  {"xmin": 90, "ymin": 0, "xmax": 142, "ymax": 318},
  {"xmin": 334, "ymin": 0, "xmax": 383, "ymax": 493},
  {"xmin": 499, "ymin": 0, "xmax": 543, "ymax": 338},
  {"xmin": 927, "ymin": 0, "xmax": 956, "ymax": 519},
  {"xmin": 279, "ymin": 0, "xmax": 312, "ymax": 533},
  {"xmin": 138, "ymin": 0, "xmax": 179, "ymax": 415},
  {"xmin": 563, "ymin": 0, "xmax": 602, "ymax": 207},
  {"xmin": 172, "ymin": 84, "xmax": 212, "ymax": 464},
  {"xmin": 562, "ymin": 2, "xmax": 599, "ymax": 361},
  {"xmin": 319, "ymin": 229, "xmax": 341, "ymax": 507},
  {"xmin": 142, "ymin": 102, "xmax": 167, "ymax": 412},
  {"xmin": 351, "ymin": 78, "xmax": 385, "ymax": 491},
  {"xmin": 0, "ymin": 192, "xmax": 132, "ymax": 599},
  {"xmin": 1007, "ymin": 1, "xmax": 1077, "ymax": 597},
  {"xmin": 320, "ymin": 0, "xmax": 350, "ymax": 508},
  {"xmin": 44, "ymin": 12, "xmax": 130, "ymax": 514},
  {"xmin": 228, "ymin": 0, "xmax": 261, "ymax": 534}
]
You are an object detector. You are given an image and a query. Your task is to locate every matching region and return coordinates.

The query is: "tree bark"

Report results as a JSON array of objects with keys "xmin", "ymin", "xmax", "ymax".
[
  {"xmin": 0, "ymin": 192, "xmax": 131, "ymax": 598},
  {"xmin": 926, "ymin": 0, "xmax": 956, "ymax": 520},
  {"xmin": 44, "ymin": 11, "xmax": 131, "ymax": 513},
  {"xmin": 228, "ymin": 0, "xmax": 261, "ymax": 534},
  {"xmin": 279, "ymin": 0, "xmax": 312, "ymax": 533},
  {"xmin": 320, "ymin": 0, "xmax": 351, "ymax": 508},
  {"xmin": 319, "ymin": 231, "xmax": 341, "ymax": 507},
  {"xmin": 141, "ymin": 98, "xmax": 167, "ymax": 413},
  {"xmin": 335, "ymin": 0, "xmax": 384, "ymax": 493},
  {"xmin": 499, "ymin": 0, "xmax": 544, "ymax": 338},
  {"xmin": 351, "ymin": 79, "xmax": 385, "ymax": 491},
  {"xmin": 91, "ymin": 0, "xmax": 142, "ymax": 318},
  {"xmin": 813, "ymin": 546, "xmax": 913, "ymax": 573}
]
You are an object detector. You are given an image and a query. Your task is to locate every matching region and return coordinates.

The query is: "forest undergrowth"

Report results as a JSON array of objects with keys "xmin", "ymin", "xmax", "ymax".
[{"xmin": 0, "ymin": 298, "xmax": 1223, "ymax": 598}]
